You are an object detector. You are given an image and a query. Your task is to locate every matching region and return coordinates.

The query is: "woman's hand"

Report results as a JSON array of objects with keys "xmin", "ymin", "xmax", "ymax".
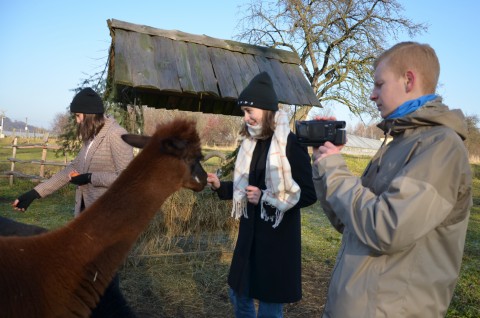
[
  {"xmin": 207, "ymin": 173, "xmax": 221, "ymax": 190},
  {"xmin": 245, "ymin": 185, "xmax": 262, "ymax": 205}
]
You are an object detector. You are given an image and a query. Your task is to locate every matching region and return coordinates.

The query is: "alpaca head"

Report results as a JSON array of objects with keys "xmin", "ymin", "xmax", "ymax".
[{"xmin": 121, "ymin": 118, "xmax": 208, "ymax": 192}]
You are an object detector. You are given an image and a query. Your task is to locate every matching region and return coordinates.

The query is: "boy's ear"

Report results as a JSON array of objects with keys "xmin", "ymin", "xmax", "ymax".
[{"xmin": 404, "ymin": 70, "xmax": 415, "ymax": 92}]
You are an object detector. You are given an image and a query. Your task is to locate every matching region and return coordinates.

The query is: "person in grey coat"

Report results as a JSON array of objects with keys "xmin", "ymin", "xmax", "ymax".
[
  {"xmin": 12, "ymin": 87, "xmax": 136, "ymax": 317},
  {"xmin": 312, "ymin": 42, "xmax": 472, "ymax": 317}
]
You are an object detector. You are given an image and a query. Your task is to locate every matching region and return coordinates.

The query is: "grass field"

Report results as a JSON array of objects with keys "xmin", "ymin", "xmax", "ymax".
[{"xmin": 0, "ymin": 138, "xmax": 478, "ymax": 317}]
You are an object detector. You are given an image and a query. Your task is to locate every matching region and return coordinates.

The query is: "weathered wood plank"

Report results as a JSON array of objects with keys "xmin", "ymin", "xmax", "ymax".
[
  {"xmin": 233, "ymin": 53, "xmax": 259, "ymax": 92},
  {"xmin": 152, "ymin": 36, "xmax": 182, "ymax": 92},
  {"xmin": 108, "ymin": 19, "xmax": 300, "ymax": 64},
  {"xmin": 284, "ymin": 63, "xmax": 320, "ymax": 106},
  {"xmin": 128, "ymin": 32, "xmax": 160, "ymax": 89},
  {"xmin": 111, "ymin": 29, "xmax": 132, "ymax": 86},
  {"xmin": 208, "ymin": 47, "xmax": 238, "ymax": 99},
  {"xmin": 7, "ymin": 158, "xmax": 66, "ymax": 166},
  {"xmin": 3, "ymin": 171, "xmax": 43, "ymax": 180},
  {"xmin": 223, "ymin": 51, "xmax": 245, "ymax": 96},
  {"xmin": 189, "ymin": 43, "xmax": 218, "ymax": 96},
  {"xmin": 174, "ymin": 41, "xmax": 198, "ymax": 94}
]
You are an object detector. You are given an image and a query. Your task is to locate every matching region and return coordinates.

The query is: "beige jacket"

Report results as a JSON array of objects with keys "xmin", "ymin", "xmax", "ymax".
[
  {"xmin": 313, "ymin": 99, "xmax": 472, "ymax": 317},
  {"xmin": 35, "ymin": 117, "xmax": 133, "ymax": 216}
]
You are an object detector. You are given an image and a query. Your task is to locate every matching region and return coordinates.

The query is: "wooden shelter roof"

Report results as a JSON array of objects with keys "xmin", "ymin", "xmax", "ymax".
[{"xmin": 106, "ymin": 19, "xmax": 320, "ymax": 116}]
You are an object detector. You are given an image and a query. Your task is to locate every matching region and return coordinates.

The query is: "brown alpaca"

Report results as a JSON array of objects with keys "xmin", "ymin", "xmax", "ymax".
[{"xmin": 0, "ymin": 118, "xmax": 208, "ymax": 317}]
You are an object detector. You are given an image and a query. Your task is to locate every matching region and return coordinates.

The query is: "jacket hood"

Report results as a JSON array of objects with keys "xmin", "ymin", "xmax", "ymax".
[{"xmin": 378, "ymin": 97, "xmax": 468, "ymax": 140}]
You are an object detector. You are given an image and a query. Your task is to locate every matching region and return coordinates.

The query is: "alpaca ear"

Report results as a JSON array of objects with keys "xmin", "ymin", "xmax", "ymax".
[
  {"xmin": 161, "ymin": 137, "xmax": 187, "ymax": 157},
  {"xmin": 121, "ymin": 134, "xmax": 151, "ymax": 149}
]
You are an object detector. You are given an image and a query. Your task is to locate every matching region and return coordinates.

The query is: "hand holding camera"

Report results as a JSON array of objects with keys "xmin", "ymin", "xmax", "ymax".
[
  {"xmin": 296, "ymin": 116, "xmax": 346, "ymax": 162},
  {"xmin": 295, "ymin": 118, "xmax": 346, "ymax": 147}
]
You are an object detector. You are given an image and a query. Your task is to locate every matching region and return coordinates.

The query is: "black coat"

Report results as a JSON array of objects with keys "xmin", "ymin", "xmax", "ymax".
[{"xmin": 215, "ymin": 132, "xmax": 316, "ymax": 303}]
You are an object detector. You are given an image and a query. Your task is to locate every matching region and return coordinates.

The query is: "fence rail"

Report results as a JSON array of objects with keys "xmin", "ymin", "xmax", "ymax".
[{"xmin": 2, "ymin": 136, "xmax": 68, "ymax": 185}]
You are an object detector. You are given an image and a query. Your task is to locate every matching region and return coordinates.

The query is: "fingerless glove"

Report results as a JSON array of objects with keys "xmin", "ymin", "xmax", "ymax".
[
  {"xmin": 16, "ymin": 189, "xmax": 41, "ymax": 210},
  {"xmin": 70, "ymin": 173, "xmax": 92, "ymax": 185}
]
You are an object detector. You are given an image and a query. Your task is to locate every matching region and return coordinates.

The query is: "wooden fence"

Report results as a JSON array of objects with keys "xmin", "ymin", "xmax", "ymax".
[{"xmin": 3, "ymin": 135, "xmax": 68, "ymax": 186}]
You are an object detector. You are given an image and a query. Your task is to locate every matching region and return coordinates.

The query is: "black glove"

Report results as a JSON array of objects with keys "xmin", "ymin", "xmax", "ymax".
[
  {"xmin": 15, "ymin": 189, "xmax": 41, "ymax": 211},
  {"xmin": 70, "ymin": 173, "xmax": 92, "ymax": 185}
]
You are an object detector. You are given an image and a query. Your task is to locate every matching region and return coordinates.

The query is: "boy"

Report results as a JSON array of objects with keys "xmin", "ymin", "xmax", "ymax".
[{"xmin": 312, "ymin": 42, "xmax": 472, "ymax": 317}]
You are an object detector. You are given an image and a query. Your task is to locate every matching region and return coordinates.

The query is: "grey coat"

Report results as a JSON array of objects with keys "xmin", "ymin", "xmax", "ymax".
[
  {"xmin": 35, "ymin": 117, "xmax": 133, "ymax": 216},
  {"xmin": 313, "ymin": 98, "xmax": 472, "ymax": 317}
]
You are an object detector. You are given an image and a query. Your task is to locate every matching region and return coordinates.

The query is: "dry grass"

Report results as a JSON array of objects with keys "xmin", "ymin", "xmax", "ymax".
[{"xmin": 119, "ymin": 204, "xmax": 333, "ymax": 318}]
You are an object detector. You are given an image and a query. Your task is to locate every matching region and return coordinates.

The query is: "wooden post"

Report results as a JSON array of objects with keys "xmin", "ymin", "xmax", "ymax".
[
  {"xmin": 10, "ymin": 137, "xmax": 17, "ymax": 186},
  {"xmin": 40, "ymin": 133, "xmax": 49, "ymax": 178},
  {"xmin": 40, "ymin": 144, "xmax": 47, "ymax": 178}
]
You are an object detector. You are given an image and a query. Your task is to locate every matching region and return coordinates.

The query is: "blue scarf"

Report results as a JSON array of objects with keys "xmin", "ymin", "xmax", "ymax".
[{"xmin": 387, "ymin": 94, "xmax": 437, "ymax": 119}]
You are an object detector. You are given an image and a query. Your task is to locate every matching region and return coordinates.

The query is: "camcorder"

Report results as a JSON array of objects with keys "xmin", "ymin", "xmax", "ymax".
[{"xmin": 295, "ymin": 120, "xmax": 347, "ymax": 147}]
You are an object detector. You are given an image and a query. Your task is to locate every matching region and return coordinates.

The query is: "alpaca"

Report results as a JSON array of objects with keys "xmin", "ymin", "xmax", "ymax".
[
  {"xmin": 0, "ymin": 216, "xmax": 136, "ymax": 318},
  {"xmin": 0, "ymin": 118, "xmax": 208, "ymax": 317}
]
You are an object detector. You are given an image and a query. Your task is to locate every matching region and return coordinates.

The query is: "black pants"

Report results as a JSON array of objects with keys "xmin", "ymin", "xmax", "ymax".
[{"xmin": 90, "ymin": 274, "xmax": 136, "ymax": 317}]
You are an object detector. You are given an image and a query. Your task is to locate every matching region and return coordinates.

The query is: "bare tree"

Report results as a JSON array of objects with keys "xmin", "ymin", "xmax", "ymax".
[
  {"xmin": 348, "ymin": 121, "xmax": 383, "ymax": 139},
  {"xmin": 235, "ymin": 0, "xmax": 427, "ymax": 121},
  {"xmin": 50, "ymin": 112, "xmax": 70, "ymax": 136},
  {"xmin": 465, "ymin": 114, "xmax": 480, "ymax": 159}
]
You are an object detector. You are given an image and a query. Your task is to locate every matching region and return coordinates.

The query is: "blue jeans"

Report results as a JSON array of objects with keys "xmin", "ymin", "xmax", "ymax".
[{"xmin": 229, "ymin": 288, "xmax": 283, "ymax": 318}]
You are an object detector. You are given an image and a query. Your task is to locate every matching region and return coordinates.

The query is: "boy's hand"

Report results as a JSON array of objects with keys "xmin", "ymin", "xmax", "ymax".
[{"xmin": 312, "ymin": 141, "xmax": 343, "ymax": 163}]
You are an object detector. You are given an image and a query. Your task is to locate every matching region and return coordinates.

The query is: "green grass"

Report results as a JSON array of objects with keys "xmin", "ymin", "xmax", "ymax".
[{"xmin": 0, "ymin": 141, "xmax": 478, "ymax": 317}]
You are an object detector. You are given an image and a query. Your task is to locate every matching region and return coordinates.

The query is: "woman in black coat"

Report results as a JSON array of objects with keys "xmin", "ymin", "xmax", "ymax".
[{"xmin": 207, "ymin": 72, "xmax": 316, "ymax": 318}]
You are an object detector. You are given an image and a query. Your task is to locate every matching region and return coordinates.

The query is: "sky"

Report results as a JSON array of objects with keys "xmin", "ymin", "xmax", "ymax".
[{"xmin": 1, "ymin": 0, "xmax": 479, "ymax": 129}]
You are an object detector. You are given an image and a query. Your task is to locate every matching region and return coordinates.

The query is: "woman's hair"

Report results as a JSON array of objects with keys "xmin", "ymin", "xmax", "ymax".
[
  {"xmin": 77, "ymin": 113, "xmax": 105, "ymax": 141},
  {"xmin": 373, "ymin": 41, "xmax": 440, "ymax": 94},
  {"xmin": 239, "ymin": 110, "xmax": 276, "ymax": 139}
]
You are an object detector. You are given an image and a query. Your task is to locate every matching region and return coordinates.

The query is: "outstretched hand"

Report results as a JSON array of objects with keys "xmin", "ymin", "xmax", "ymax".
[{"xmin": 12, "ymin": 189, "xmax": 41, "ymax": 212}]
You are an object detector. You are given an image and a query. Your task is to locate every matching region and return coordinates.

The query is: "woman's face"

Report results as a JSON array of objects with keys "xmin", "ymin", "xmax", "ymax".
[
  {"xmin": 241, "ymin": 106, "xmax": 264, "ymax": 126},
  {"xmin": 75, "ymin": 113, "xmax": 84, "ymax": 124}
]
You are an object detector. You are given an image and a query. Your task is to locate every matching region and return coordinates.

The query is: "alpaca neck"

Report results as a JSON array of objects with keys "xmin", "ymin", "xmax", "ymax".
[
  {"xmin": 76, "ymin": 159, "xmax": 184, "ymax": 254},
  {"xmin": 63, "ymin": 154, "xmax": 186, "ymax": 296}
]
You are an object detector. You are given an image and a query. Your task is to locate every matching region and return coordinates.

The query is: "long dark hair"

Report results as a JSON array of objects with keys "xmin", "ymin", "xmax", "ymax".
[
  {"xmin": 77, "ymin": 114, "xmax": 105, "ymax": 142},
  {"xmin": 239, "ymin": 110, "xmax": 276, "ymax": 139}
]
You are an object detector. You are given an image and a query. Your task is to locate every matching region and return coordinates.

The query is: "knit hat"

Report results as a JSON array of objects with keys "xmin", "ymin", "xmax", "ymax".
[
  {"xmin": 70, "ymin": 87, "xmax": 104, "ymax": 114},
  {"xmin": 237, "ymin": 72, "xmax": 278, "ymax": 111}
]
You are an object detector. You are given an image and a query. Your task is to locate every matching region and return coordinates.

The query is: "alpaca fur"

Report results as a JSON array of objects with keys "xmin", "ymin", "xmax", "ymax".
[
  {"xmin": 0, "ymin": 216, "xmax": 136, "ymax": 318},
  {"xmin": 0, "ymin": 118, "xmax": 207, "ymax": 317}
]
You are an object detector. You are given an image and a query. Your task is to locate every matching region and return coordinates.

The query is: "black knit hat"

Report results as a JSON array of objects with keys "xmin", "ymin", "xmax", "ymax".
[
  {"xmin": 70, "ymin": 87, "xmax": 104, "ymax": 114},
  {"xmin": 237, "ymin": 72, "xmax": 278, "ymax": 111}
]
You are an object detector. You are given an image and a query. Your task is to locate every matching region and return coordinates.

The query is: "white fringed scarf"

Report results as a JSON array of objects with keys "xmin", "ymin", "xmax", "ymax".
[{"xmin": 231, "ymin": 110, "xmax": 301, "ymax": 228}]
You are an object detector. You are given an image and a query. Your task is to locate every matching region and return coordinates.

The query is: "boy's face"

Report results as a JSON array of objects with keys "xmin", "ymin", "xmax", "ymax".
[{"xmin": 370, "ymin": 60, "xmax": 409, "ymax": 118}]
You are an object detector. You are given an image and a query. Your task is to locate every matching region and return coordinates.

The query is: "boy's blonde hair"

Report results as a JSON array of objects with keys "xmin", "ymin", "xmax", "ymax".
[{"xmin": 373, "ymin": 42, "xmax": 440, "ymax": 94}]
